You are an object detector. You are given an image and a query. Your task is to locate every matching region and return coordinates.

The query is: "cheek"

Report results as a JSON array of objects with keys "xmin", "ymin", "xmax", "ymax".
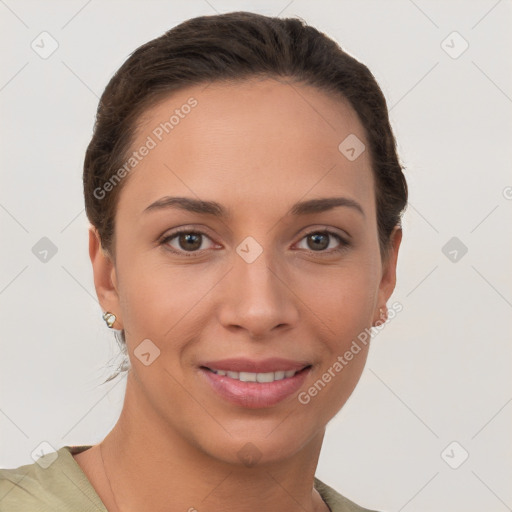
[
  {"xmin": 116, "ymin": 253, "xmax": 222, "ymax": 349},
  {"xmin": 297, "ymin": 264, "xmax": 377, "ymax": 421},
  {"xmin": 303, "ymin": 257, "xmax": 380, "ymax": 342}
]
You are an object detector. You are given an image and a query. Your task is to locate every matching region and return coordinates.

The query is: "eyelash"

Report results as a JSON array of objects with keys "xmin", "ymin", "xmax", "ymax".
[{"xmin": 159, "ymin": 227, "xmax": 350, "ymax": 258}]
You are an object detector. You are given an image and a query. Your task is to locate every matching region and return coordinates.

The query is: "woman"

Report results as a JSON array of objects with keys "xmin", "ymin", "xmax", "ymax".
[{"xmin": 0, "ymin": 11, "xmax": 406, "ymax": 512}]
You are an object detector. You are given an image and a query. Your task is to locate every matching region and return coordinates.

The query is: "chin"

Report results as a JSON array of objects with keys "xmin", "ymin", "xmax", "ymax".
[{"xmin": 191, "ymin": 418, "xmax": 321, "ymax": 468}]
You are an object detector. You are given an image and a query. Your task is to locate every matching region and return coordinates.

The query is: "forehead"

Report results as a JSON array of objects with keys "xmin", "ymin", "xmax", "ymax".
[{"xmin": 119, "ymin": 78, "xmax": 375, "ymax": 220}]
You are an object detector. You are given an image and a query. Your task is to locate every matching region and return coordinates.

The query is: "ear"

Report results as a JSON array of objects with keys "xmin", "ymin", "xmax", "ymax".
[
  {"xmin": 89, "ymin": 226, "xmax": 123, "ymax": 330},
  {"xmin": 372, "ymin": 226, "xmax": 402, "ymax": 325}
]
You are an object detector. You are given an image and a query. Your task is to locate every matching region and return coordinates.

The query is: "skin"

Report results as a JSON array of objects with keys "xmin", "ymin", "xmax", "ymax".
[{"xmin": 74, "ymin": 77, "xmax": 402, "ymax": 512}]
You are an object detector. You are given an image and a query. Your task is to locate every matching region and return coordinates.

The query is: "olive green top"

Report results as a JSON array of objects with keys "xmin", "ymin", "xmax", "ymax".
[{"xmin": 0, "ymin": 445, "xmax": 381, "ymax": 511}]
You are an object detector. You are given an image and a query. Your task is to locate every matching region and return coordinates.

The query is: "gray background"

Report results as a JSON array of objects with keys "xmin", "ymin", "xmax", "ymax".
[{"xmin": 1, "ymin": 1, "xmax": 511, "ymax": 511}]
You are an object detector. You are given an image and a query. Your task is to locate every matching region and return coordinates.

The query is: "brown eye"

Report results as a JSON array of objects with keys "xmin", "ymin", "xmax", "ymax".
[
  {"xmin": 307, "ymin": 233, "xmax": 330, "ymax": 251},
  {"xmin": 177, "ymin": 232, "xmax": 202, "ymax": 251},
  {"xmin": 161, "ymin": 230, "xmax": 216, "ymax": 255},
  {"xmin": 296, "ymin": 230, "xmax": 349, "ymax": 254}
]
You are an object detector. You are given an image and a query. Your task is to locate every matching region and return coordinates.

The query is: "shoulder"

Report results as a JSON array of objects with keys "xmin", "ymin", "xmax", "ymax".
[
  {"xmin": 0, "ymin": 455, "xmax": 65, "ymax": 512},
  {"xmin": 0, "ymin": 445, "xmax": 106, "ymax": 512},
  {"xmin": 314, "ymin": 477, "xmax": 384, "ymax": 512}
]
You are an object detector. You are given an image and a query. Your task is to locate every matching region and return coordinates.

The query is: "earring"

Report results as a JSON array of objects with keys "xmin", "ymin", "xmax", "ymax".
[{"xmin": 102, "ymin": 311, "xmax": 116, "ymax": 329}]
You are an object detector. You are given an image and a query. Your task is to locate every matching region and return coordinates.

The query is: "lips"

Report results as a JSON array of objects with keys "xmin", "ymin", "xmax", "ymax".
[{"xmin": 199, "ymin": 358, "xmax": 312, "ymax": 408}]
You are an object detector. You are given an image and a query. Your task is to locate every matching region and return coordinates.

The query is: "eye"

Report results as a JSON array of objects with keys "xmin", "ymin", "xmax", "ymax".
[
  {"xmin": 295, "ymin": 230, "xmax": 349, "ymax": 254},
  {"xmin": 159, "ymin": 227, "xmax": 350, "ymax": 258},
  {"xmin": 160, "ymin": 228, "xmax": 217, "ymax": 256}
]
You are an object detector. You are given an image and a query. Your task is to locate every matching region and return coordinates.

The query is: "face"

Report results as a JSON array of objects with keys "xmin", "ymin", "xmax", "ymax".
[{"xmin": 91, "ymin": 77, "xmax": 401, "ymax": 466}]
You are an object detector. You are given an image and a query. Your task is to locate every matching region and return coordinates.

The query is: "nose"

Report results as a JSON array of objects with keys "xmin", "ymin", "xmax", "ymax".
[{"xmin": 217, "ymin": 247, "xmax": 300, "ymax": 339}]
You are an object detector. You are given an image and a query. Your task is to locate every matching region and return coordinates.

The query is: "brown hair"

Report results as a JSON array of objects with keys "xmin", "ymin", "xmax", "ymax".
[{"xmin": 83, "ymin": 11, "xmax": 408, "ymax": 382}]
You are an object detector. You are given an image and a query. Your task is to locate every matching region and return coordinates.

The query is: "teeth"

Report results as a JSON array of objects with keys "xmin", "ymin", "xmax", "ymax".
[
  {"xmin": 256, "ymin": 372, "xmax": 275, "ymax": 383},
  {"xmin": 209, "ymin": 368, "xmax": 300, "ymax": 382},
  {"xmin": 239, "ymin": 371, "xmax": 256, "ymax": 382}
]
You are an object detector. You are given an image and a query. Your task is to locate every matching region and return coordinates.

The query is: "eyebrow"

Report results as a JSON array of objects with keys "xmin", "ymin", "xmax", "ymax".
[{"xmin": 143, "ymin": 196, "xmax": 365, "ymax": 218}]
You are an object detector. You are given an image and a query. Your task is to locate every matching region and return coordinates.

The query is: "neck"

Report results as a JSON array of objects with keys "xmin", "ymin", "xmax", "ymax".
[{"xmin": 98, "ymin": 373, "xmax": 328, "ymax": 512}]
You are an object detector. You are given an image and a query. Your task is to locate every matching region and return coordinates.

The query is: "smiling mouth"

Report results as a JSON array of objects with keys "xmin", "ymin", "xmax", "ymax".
[{"xmin": 202, "ymin": 366, "xmax": 311, "ymax": 383}]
